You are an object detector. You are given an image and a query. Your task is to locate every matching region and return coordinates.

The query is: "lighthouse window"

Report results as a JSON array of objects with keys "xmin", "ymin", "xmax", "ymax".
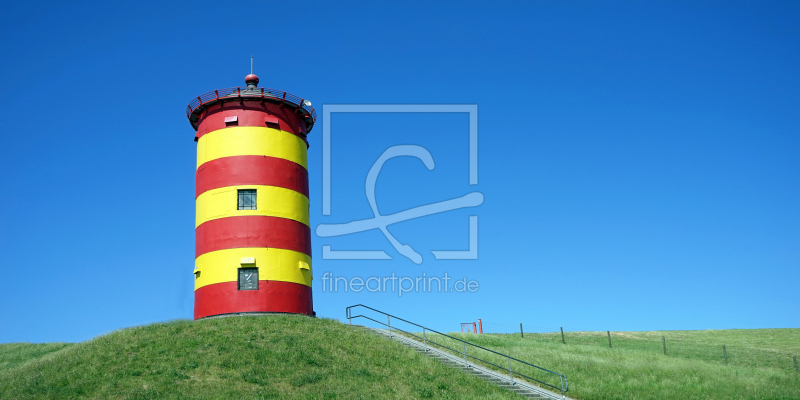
[
  {"xmin": 238, "ymin": 189, "xmax": 257, "ymax": 210},
  {"xmin": 238, "ymin": 268, "xmax": 259, "ymax": 291}
]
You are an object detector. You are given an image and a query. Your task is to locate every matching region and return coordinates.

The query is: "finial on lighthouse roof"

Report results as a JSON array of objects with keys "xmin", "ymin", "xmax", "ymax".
[{"xmin": 245, "ymin": 74, "xmax": 259, "ymax": 88}]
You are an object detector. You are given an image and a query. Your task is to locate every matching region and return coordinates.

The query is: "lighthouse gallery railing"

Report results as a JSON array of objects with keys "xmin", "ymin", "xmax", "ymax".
[{"xmin": 186, "ymin": 87, "xmax": 317, "ymax": 127}]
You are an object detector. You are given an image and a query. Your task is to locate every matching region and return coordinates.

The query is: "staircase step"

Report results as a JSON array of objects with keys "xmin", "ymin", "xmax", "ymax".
[{"xmin": 358, "ymin": 325, "xmax": 568, "ymax": 400}]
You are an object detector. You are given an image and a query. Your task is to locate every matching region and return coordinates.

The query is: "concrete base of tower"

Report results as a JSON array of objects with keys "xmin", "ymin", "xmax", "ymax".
[
  {"xmin": 194, "ymin": 280, "xmax": 313, "ymax": 320},
  {"xmin": 196, "ymin": 311, "xmax": 316, "ymax": 320}
]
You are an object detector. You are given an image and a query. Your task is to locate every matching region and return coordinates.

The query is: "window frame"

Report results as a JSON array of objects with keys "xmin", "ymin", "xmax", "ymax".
[
  {"xmin": 238, "ymin": 267, "xmax": 259, "ymax": 291},
  {"xmin": 237, "ymin": 189, "xmax": 257, "ymax": 210}
]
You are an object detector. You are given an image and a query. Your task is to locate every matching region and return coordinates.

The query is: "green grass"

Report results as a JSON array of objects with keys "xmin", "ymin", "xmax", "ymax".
[
  {"xmin": 0, "ymin": 343, "xmax": 73, "ymax": 370},
  {"xmin": 517, "ymin": 328, "xmax": 800, "ymax": 370},
  {"xmin": 0, "ymin": 316, "xmax": 521, "ymax": 399},
  {"xmin": 3, "ymin": 318, "xmax": 798, "ymax": 400},
  {"xmin": 416, "ymin": 329, "xmax": 800, "ymax": 400}
]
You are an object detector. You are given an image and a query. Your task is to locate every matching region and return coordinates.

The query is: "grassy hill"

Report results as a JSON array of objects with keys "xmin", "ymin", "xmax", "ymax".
[
  {"xmin": 0, "ymin": 343, "xmax": 72, "ymax": 371},
  {"xmin": 0, "ymin": 315, "xmax": 520, "ymax": 399},
  {"xmin": 422, "ymin": 328, "xmax": 800, "ymax": 400},
  {"xmin": 3, "ymin": 316, "xmax": 799, "ymax": 400}
]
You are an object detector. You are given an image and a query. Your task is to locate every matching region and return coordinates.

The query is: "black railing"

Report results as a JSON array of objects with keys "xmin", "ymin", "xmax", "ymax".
[
  {"xmin": 346, "ymin": 304, "xmax": 569, "ymax": 397},
  {"xmin": 185, "ymin": 87, "xmax": 317, "ymax": 129}
]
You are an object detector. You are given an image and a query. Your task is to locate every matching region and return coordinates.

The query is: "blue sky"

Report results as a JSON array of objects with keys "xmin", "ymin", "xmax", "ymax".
[{"xmin": 0, "ymin": 1, "xmax": 798, "ymax": 343}]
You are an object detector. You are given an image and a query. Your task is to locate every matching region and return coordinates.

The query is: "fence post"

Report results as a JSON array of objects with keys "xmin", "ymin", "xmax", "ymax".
[
  {"xmin": 520, "ymin": 323, "xmax": 524, "ymax": 338},
  {"xmin": 508, "ymin": 357, "xmax": 513, "ymax": 382},
  {"xmin": 388, "ymin": 316, "xmax": 391, "ymax": 337},
  {"xmin": 794, "ymin": 356, "xmax": 798, "ymax": 372},
  {"xmin": 723, "ymin": 345, "xmax": 728, "ymax": 364},
  {"xmin": 561, "ymin": 327, "xmax": 565, "ymax": 344},
  {"xmin": 463, "ymin": 342, "xmax": 468, "ymax": 367},
  {"xmin": 607, "ymin": 331, "xmax": 612, "ymax": 348},
  {"xmin": 423, "ymin": 328, "xmax": 427, "ymax": 351},
  {"xmin": 479, "ymin": 319, "xmax": 483, "ymax": 334},
  {"xmin": 662, "ymin": 336, "xmax": 666, "ymax": 355}
]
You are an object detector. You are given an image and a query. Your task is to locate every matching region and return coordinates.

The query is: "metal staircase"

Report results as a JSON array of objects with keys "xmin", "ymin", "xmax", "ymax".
[{"xmin": 347, "ymin": 305, "xmax": 571, "ymax": 400}]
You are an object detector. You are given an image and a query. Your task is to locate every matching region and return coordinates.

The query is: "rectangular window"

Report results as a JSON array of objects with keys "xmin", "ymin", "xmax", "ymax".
[
  {"xmin": 238, "ymin": 268, "xmax": 259, "ymax": 290},
  {"xmin": 238, "ymin": 189, "xmax": 257, "ymax": 210}
]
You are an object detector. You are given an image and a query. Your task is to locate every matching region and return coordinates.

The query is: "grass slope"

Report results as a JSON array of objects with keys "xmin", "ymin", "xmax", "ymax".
[
  {"xmin": 0, "ymin": 343, "xmax": 73, "ymax": 371},
  {"xmin": 505, "ymin": 328, "xmax": 800, "ymax": 370},
  {"xmin": 0, "ymin": 316, "xmax": 520, "ymax": 400},
  {"xmin": 429, "ymin": 329, "xmax": 800, "ymax": 400}
]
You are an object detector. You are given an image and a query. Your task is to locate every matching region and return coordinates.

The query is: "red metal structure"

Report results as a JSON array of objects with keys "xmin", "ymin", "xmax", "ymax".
[
  {"xmin": 187, "ymin": 74, "xmax": 316, "ymax": 319},
  {"xmin": 461, "ymin": 322, "xmax": 478, "ymax": 334}
]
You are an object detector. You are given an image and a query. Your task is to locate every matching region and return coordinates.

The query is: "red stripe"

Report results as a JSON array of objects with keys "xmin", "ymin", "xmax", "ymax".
[
  {"xmin": 194, "ymin": 101, "xmax": 308, "ymax": 142},
  {"xmin": 195, "ymin": 216, "xmax": 311, "ymax": 258},
  {"xmin": 194, "ymin": 280, "xmax": 313, "ymax": 319},
  {"xmin": 196, "ymin": 155, "xmax": 309, "ymax": 198}
]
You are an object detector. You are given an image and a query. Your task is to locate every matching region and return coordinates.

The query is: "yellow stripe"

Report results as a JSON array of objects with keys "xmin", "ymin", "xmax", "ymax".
[
  {"xmin": 196, "ymin": 185, "xmax": 309, "ymax": 228},
  {"xmin": 197, "ymin": 126, "xmax": 307, "ymax": 170},
  {"xmin": 194, "ymin": 248, "xmax": 312, "ymax": 290},
  {"xmin": 195, "ymin": 185, "xmax": 311, "ymax": 228}
]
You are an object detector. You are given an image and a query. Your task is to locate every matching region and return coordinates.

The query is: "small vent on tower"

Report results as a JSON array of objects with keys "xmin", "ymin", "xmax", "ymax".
[
  {"xmin": 224, "ymin": 116, "xmax": 238, "ymax": 126},
  {"xmin": 265, "ymin": 115, "xmax": 280, "ymax": 129}
]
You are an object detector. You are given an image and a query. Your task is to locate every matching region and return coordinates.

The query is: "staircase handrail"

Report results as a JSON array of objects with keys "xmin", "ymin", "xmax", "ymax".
[{"xmin": 346, "ymin": 304, "xmax": 568, "ymax": 396}]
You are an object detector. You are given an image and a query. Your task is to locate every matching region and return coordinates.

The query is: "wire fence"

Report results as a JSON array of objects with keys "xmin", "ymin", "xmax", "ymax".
[
  {"xmin": 471, "ymin": 322, "xmax": 799, "ymax": 372},
  {"xmin": 460, "ymin": 323, "xmax": 478, "ymax": 334}
]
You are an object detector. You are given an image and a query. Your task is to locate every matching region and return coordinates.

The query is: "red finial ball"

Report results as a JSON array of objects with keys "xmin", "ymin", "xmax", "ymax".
[{"xmin": 245, "ymin": 74, "xmax": 259, "ymax": 85}]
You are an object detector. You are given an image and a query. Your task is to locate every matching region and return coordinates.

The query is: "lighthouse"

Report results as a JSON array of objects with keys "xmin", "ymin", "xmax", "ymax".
[{"xmin": 186, "ymin": 74, "xmax": 315, "ymax": 319}]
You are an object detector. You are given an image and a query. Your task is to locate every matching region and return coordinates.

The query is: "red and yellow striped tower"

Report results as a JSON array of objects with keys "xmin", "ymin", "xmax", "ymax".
[{"xmin": 186, "ymin": 74, "xmax": 316, "ymax": 319}]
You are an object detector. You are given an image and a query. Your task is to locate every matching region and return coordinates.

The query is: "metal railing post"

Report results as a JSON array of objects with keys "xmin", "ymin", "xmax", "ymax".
[{"xmin": 344, "ymin": 304, "xmax": 569, "ymax": 395}]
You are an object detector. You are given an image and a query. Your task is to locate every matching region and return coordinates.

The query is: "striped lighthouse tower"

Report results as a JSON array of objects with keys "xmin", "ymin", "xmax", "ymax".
[{"xmin": 186, "ymin": 74, "xmax": 316, "ymax": 319}]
